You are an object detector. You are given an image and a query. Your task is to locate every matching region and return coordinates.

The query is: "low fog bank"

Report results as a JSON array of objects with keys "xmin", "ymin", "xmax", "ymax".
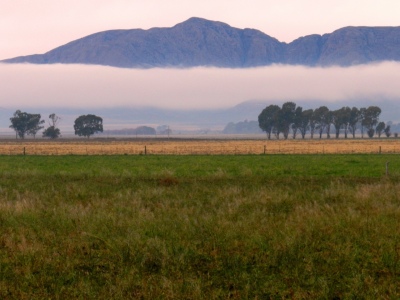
[
  {"xmin": 1, "ymin": 62, "xmax": 400, "ymax": 109},
  {"xmin": 0, "ymin": 62, "xmax": 400, "ymax": 132}
]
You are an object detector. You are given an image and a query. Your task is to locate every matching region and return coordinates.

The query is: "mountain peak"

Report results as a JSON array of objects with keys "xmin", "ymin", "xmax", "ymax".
[
  {"xmin": 172, "ymin": 17, "xmax": 234, "ymax": 31},
  {"xmin": 179, "ymin": 17, "xmax": 226, "ymax": 25},
  {"xmin": 182, "ymin": 17, "xmax": 214, "ymax": 23}
]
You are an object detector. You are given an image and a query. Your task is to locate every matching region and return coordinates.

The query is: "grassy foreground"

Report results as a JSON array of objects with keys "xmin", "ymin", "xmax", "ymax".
[{"xmin": 1, "ymin": 155, "xmax": 400, "ymax": 299}]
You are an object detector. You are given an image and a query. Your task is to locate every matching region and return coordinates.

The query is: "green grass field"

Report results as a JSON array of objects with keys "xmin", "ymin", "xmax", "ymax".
[{"xmin": 1, "ymin": 155, "xmax": 400, "ymax": 299}]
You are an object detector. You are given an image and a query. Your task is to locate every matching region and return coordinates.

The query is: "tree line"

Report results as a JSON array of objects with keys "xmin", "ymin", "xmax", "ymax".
[
  {"xmin": 9, "ymin": 110, "xmax": 103, "ymax": 139},
  {"xmin": 258, "ymin": 102, "xmax": 389, "ymax": 140}
]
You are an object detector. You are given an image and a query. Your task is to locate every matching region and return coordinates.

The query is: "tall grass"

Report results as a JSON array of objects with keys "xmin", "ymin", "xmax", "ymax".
[{"xmin": 0, "ymin": 155, "xmax": 400, "ymax": 298}]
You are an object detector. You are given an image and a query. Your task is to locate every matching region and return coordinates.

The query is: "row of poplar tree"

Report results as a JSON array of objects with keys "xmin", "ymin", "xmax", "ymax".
[
  {"xmin": 9, "ymin": 110, "xmax": 103, "ymax": 139},
  {"xmin": 258, "ymin": 102, "xmax": 388, "ymax": 140}
]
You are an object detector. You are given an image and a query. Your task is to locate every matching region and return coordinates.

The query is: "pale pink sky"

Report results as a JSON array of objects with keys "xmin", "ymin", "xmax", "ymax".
[{"xmin": 1, "ymin": 0, "xmax": 400, "ymax": 59}]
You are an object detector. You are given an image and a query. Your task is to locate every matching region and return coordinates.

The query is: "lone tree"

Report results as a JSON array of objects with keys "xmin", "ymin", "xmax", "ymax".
[
  {"xmin": 74, "ymin": 114, "xmax": 103, "ymax": 138},
  {"xmin": 43, "ymin": 113, "xmax": 61, "ymax": 139},
  {"xmin": 9, "ymin": 110, "xmax": 44, "ymax": 139}
]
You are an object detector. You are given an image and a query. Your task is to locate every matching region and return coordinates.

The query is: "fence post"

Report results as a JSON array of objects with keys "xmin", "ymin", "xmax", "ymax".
[
  {"xmin": 379, "ymin": 146, "xmax": 381, "ymax": 154},
  {"xmin": 23, "ymin": 147, "xmax": 25, "ymax": 156},
  {"xmin": 264, "ymin": 145, "xmax": 266, "ymax": 155}
]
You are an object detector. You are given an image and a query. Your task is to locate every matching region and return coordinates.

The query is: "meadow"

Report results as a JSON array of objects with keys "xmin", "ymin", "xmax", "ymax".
[{"xmin": 1, "ymin": 154, "xmax": 400, "ymax": 298}]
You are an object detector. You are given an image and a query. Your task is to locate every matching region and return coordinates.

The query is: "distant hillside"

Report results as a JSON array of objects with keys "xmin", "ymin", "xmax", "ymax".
[
  {"xmin": 2, "ymin": 17, "xmax": 400, "ymax": 68},
  {"xmin": 223, "ymin": 120, "xmax": 262, "ymax": 134}
]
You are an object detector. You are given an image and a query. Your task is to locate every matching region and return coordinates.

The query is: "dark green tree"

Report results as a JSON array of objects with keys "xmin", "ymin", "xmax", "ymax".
[
  {"xmin": 331, "ymin": 107, "xmax": 351, "ymax": 139},
  {"xmin": 43, "ymin": 113, "xmax": 61, "ymax": 139},
  {"xmin": 298, "ymin": 109, "xmax": 313, "ymax": 139},
  {"xmin": 9, "ymin": 110, "xmax": 44, "ymax": 139},
  {"xmin": 43, "ymin": 126, "xmax": 60, "ymax": 139},
  {"xmin": 332, "ymin": 108, "xmax": 345, "ymax": 139},
  {"xmin": 258, "ymin": 103, "xmax": 385, "ymax": 140},
  {"xmin": 28, "ymin": 114, "xmax": 45, "ymax": 139},
  {"xmin": 325, "ymin": 110, "xmax": 333, "ymax": 139},
  {"xmin": 348, "ymin": 107, "xmax": 360, "ymax": 138},
  {"xmin": 314, "ymin": 106, "xmax": 330, "ymax": 139},
  {"xmin": 291, "ymin": 106, "xmax": 303, "ymax": 139},
  {"xmin": 309, "ymin": 109, "xmax": 317, "ymax": 139},
  {"xmin": 258, "ymin": 105, "xmax": 280, "ymax": 140},
  {"xmin": 384, "ymin": 125, "xmax": 391, "ymax": 138},
  {"xmin": 363, "ymin": 106, "xmax": 381, "ymax": 138},
  {"xmin": 376, "ymin": 122, "xmax": 386, "ymax": 138},
  {"xmin": 367, "ymin": 128, "xmax": 375, "ymax": 138},
  {"xmin": 277, "ymin": 102, "xmax": 296, "ymax": 139},
  {"xmin": 74, "ymin": 114, "xmax": 103, "ymax": 138},
  {"xmin": 359, "ymin": 107, "xmax": 367, "ymax": 138},
  {"xmin": 10, "ymin": 110, "xmax": 28, "ymax": 139},
  {"xmin": 342, "ymin": 106, "xmax": 351, "ymax": 138}
]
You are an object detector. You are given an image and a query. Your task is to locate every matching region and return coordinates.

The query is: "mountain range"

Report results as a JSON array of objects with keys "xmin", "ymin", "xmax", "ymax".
[{"xmin": 2, "ymin": 17, "xmax": 400, "ymax": 68}]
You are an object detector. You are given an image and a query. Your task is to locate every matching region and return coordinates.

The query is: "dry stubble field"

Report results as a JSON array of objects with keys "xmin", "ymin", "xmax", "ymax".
[{"xmin": 1, "ymin": 138, "xmax": 400, "ymax": 155}]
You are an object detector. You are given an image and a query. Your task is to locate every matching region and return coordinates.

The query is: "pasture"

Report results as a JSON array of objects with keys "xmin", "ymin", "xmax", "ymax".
[{"xmin": 0, "ymin": 152, "xmax": 400, "ymax": 298}]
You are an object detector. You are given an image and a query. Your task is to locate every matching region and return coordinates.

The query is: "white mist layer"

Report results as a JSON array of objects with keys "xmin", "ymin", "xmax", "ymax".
[{"xmin": 0, "ymin": 62, "xmax": 400, "ymax": 110}]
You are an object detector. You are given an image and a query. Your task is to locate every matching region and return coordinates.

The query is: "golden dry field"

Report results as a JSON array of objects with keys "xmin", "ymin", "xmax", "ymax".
[{"xmin": 1, "ymin": 138, "xmax": 400, "ymax": 155}]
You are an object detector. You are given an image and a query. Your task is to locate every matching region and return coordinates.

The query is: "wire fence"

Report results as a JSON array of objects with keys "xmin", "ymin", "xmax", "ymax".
[{"xmin": 1, "ymin": 139, "xmax": 400, "ymax": 155}]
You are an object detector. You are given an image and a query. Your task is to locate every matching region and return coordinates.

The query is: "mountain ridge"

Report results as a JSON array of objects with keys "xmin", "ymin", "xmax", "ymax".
[{"xmin": 2, "ymin": 17, "xmax": 400, "ymax": 68}]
